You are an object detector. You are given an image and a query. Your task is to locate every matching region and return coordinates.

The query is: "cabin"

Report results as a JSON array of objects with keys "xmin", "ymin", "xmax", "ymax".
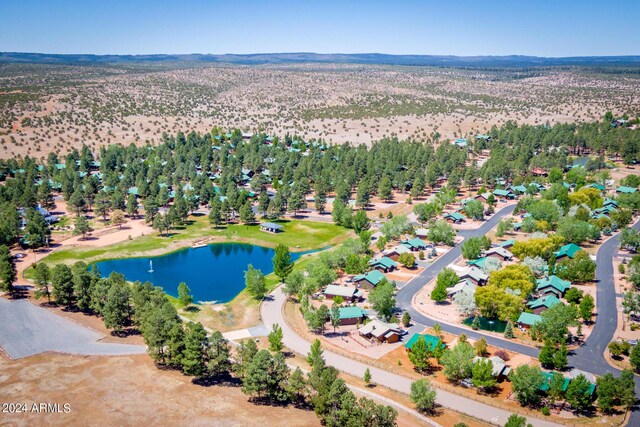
[
  {"xmin": 446, "ymin": 279, "xmax": 476, "ymax": 298},
  {"xmin": 400, "ymin": 238, "xmax": 428, "ymax": 252},
  {"xmin": 324, "ymin": 284, "xmax": 361, "ymax": 302},
  {"xmin": 383, "ymin": 244, "xmax": 412, "ymax": 260},
  {"xmin": 404, "ymin": 333, "xmax": 446, "ymax": 352},
  {"xmin": 336, "ymin": 306, "xmax": 367, "ymax": 326},
  {"xmin": 527, "ymin": 295, "xmax": 562, "ymax": 314},
  {"xmin": 453, "ymin": 138, "xmax": 468, "ymax": 148},
  {"xmin": 353, "ymin": 270, "xmax": 386, "ymax": 290},
  {"xmin": 531, "ymin": 167, "xmax": 548, "ymax": 177},
  {"xmin": 553, "ymin": 243, "xmax": 582, "ymax": 260},
  {"xmin": 493, "ymin": 189, "xmax": 515, "ymax": 200},
  {"xmin": 473, "ymin": 356, "xmax": 511, "ymax": 379},
  {"xmin": 498, "ymin": 239, "xmax": 515, "ymax": 249},
  {"xmin": 359, "ymin": 320, "xmax": 401, "ymax": 343},
  {"xmin": 483, "ymin": 246, "xmax": 513, "ymax": 261},
  {"xmin": 368, "ymin": 256, "xmax": 398, "ymax": 273},
  {"xmin": 476, "ymin": 134, "xmax": 491, "ymax": 142},
  {"xmin": 517, "ymin": 312, "xmax": 541, "ymax": 329},
  {"xmin": 536, "ymin": 276, "xmax": 571, "ymax": 298},
  {"xmin": 538, "ymin": 372, "xmax": 571, "ymax": 393},
  {"xmin": 586, "ymin": 183, "xmax": 605, "ymax": 192},
  {"xmin": 475, "ymin": 192, "xmax": 492, "ymax": 202},
  {"xmin": 509, "ymin": 185, "xmax": 527, "ymax": 195},
  {"xmin": 458, "ymin": 266, "xmax": 488, "ymax": 286},
  {"xmin": 260, "ymin": 222, "xmax": 284, "ymax": 233},
  {"xmin": 616, "ymin": 186, "xmax": 637, "ymax": 194},
  {"xmin": 444, "ymin": 212, "xmax": 466, "ymax": 224},
  {"xmin": 415, "ymin": 228, "xmax": 429, "ymax": 238}
]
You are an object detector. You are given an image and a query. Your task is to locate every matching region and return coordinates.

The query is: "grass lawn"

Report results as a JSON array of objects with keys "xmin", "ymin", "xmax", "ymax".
[
  {"xmin": 38, "ymin": 215, "xmax": 350, "ymax": 267},
  {"xmin": 32, "ymin": 215, "xmax": 348, "ymax": 333}
]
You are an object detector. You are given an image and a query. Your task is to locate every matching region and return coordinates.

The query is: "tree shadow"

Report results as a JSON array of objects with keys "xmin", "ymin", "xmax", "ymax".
[
  {"xmin": 110, "ymin": 327, "xmax": 141, "ymax": 338},
  {"xmin": 184, "ymin": 305, "xmax": 200, "ymax": 313},
  {"xmin": 193, "ymin": 374, "xmax": 242, "ymax": 388}
]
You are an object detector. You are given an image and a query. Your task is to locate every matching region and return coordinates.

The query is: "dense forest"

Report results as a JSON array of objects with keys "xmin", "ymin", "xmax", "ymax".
[{"xmin": 0, "ymin": 114, "xmax": 638, "ymax": 251}]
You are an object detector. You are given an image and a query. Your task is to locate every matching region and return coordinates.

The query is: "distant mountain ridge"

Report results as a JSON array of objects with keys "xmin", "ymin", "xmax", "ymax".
[{"xmin": 2, "ymin": 52, "xmax": 640, "ymax": 67}]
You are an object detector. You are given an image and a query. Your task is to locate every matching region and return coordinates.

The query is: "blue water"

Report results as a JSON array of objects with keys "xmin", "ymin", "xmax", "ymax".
[{"xmin": 95, "ymin": 243, "xmax": 319, "ymax": 303}]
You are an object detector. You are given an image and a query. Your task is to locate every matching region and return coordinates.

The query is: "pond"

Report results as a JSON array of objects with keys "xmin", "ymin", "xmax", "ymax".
[
  {"xmin": 95, "ymin": 243, "xmax": 320, "ymax": 303},
  {"xmin": 462, "ymin": 316, "xmax": 508, "ymax": 333}
]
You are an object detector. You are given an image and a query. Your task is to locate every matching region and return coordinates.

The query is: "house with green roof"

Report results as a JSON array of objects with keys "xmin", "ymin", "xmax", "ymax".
[
  {"xmin": 404, "ymin": 333, "xmax": 446, "ymax": 352},
  {"xmin": 493, "ymin": 189, "xmax": 515, "ymax": 199},
  {"xmin": 368, "ymin": 257, "xmax": 398, "ymax": 273},
  {"xmin": 400, "ymin": 238, "xmax": 427, "ymax": 251},
  {"xmin": 536, "ymin": 276, "xmax": 571, "ymax": 298},
  {"xmin": 517, "ymin": 312, "xmax": 541, "ymax": 329},
  {"xmin": 538, "ymin": 372, "xmax": 570, "ymax": 392},
  {"xmin": 476, "ymin": 134, "xmax": 491, "ymax": 141},
  {"xmin": 554, "ymin": 243, "xmax": 582, "ymax": 260},
  {"xmin": 513, "ymin": 221, "xmax": 523, "ymax": 231},
  {"xmin": 127, "ymin": 187, "xmax": 140, "ymax": 196},
  {"xmin": 453, "ymin": 138, "xmax": 468, "ymax": 148},
  {"xmin": 499, "ymin": 239, "xmax": 515, "ymax": 249},
  {"xmin": 509, "ymin": 185, "xmax": 527, "ymax": 195},
  {"xmin": 444, "ymin": 212, "xmax": 466, "ymax": 224},
  {"xmin": 616, "ymin": 186, "xmax": 637, "ymax": 194},
  {"xmin": 527, "ymin": 295, "xmax": 562, "ymax": 314},
  {"xmin": 603, "ymin": 198, "xmax": 618, "ymax": 208},
  {"xmin": 586, "ymin": 183, "xmax": 605, "ymax": 191},
  {"xmin": 337, "ymin": 306, "xmax": 367, "ymax": 325},
  {"xmin": 353, "ymin": 270, "xmax": 387, "ymax": 290},
  {"xmin": 467, "ymin": 257, "xmax": 487, "ymax": 269}
]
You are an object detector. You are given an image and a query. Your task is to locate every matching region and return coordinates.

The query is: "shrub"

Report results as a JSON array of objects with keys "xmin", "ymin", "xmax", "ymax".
[{"xmin": 494, "ymin": 350, "xmax": 510, "ymax": 361}]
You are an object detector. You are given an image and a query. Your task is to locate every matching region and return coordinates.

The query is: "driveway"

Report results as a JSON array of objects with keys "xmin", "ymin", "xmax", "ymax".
[{"xmin": 0, "ymin": 299, "xmax": 146, "ymax": 359}]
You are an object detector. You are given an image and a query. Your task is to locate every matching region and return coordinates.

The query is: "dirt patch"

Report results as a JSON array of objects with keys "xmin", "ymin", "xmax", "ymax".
[{"xmin": 0, "ymin": 353, "xmax": 319, "ymax": 427}]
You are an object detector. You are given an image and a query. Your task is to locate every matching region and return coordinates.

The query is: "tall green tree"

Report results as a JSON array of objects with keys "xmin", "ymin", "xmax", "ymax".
[
  {"xmin": 51, "ymin": 264, "xmax": 74, "ymax": 307},
  {"xmin": 268, "ymin": 323, "xmax": 284, "ymax": 353},
  {"xmin": 272, "ymin": 244, "xmax": 294, "ymax": 282},
  {"xmin": 33, "ymin": 262, "xmax": 51, "ymax": 302},
  {"xmin": 245, "ymin": 264, "xmax": 266, "ymax": 300},
  {"xmin": 181, "ymin": 322, "xmax": 209, "ymax": 377},
  {"xmin": 177, "ymin": 282, "xmax": 193, "ymax": 306},
  {"xmin": 103, "ymin": 280, "xmax": 132, "ymax": 333}
]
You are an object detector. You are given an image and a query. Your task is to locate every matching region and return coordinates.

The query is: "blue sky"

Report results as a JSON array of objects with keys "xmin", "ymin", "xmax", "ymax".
[{"xmin": 1, "ymin": 0, "xmax": 639, "ymax": 57}]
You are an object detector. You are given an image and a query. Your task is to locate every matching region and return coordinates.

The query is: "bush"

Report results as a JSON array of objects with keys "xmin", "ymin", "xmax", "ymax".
[
  {"xmin": 494, "ymin": 350, "xmax": 510, "ymax": 361},
  {"xmin": 541, "ymin": 406, "xmax": 550, "ymax": 416}
]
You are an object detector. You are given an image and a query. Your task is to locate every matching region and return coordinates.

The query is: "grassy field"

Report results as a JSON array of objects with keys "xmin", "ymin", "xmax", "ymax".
[
  {"xmin": 38, "ymin": 215, "xmax": 349, "ymax": 267},
  {"xmin": 29, "ymin": 215, "xmax": 348, "ymax": 332}
]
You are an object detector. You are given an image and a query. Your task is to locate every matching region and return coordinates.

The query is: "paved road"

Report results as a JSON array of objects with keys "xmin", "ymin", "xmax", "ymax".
[
  {"xmin": 0, "ymin": 298, "xmax": 147, "ymax": 359},
  {"xmin": 262, "ymin": 287, "xmax": 560, "ymax": 427},
  {"xmin": 396, "ymin": 204, "xmax": 543, "ymax": 356},
  {"xmin": 396, "ymin": 205, "xmax": 640, "ymax": 425}
]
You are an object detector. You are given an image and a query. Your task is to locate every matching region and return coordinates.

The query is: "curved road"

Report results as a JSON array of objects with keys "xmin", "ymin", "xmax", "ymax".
[
  {"xmin": 265, "ymin": 204, "xmax": 640, "ymax": 426},
  {"xmin": 262, "ymin": 287, "xmax": 559, "ymax": 427}
]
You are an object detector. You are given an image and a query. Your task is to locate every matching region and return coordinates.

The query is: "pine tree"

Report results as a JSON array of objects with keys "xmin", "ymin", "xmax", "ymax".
[
  {"xmin": 181, "ymin": 322, "xmax": 209, "ymax": 377},
  {"xmin": 504, "ymin": 321, "xmax": 515, "ymax": 338},
  {"xmin": 408, "ymin": 336, "xmax": 431, "ymax": 372},
  {"xmin": 272, "ymin": 244, "xmax": 294, "ymax": 282},
  {"xmin": 268, "ymin": 323, "xmax": 284, "ymax": 353},
  {"xmin": 538, "ymin": 340, "xmax": 556, "ymax": 369},
  {"xmin": 364, "ymin": 368, "xmax": 372, "ymax": 386},
  {"xmin": 33, "ymin": 262, "xmax": 51, "ymax": 302}
]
